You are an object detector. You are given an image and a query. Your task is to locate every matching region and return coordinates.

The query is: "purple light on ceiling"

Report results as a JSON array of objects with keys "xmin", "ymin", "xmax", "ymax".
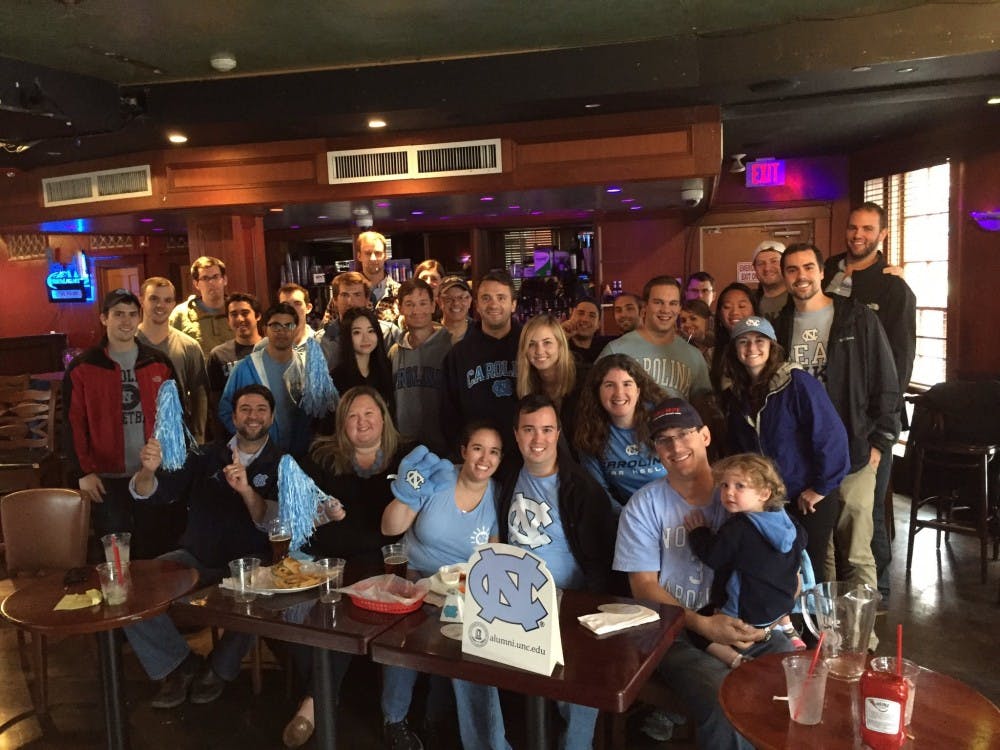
[
  {"xmin": 508, "ymin": 205, "xmax": 521, "ymax": 210},
  {"xmin": 152, "ymin": 227, "xmax": 165, "ymax": 231},
  {"xmin": 530, "ymin": 210, "xmax": 543, "ymax": 216},
  {"xmin": 630, "ymin": 205, "xmax": 642, "ymax": 210},
  {"xmin": 317, "ymin": 215, "xmax": 328, "ymax": 219},
  {"xmin": 606, "ymin": 186, "xmax": 622, "ymax": 194},
  {"xmin": 411, "ymin": 210, "xmax": 424, "ymax": 216},
  {"xmin": 480, "ymin": 195, "xmax": 494, "ymax": 202},
  {"xmin": 621, "ymin": 198, "xmax": 635, "ymax": 203},
  {"xmin": 290, "ymin": 225, "xmax": 300, "ymax": 229},
  {"xmin": 139, "ymin": 217, "xmax": 154, "ymax": 223},
  {"xmin": 375, "ymin": 201, "xmax": 391, "ymax": 208}
]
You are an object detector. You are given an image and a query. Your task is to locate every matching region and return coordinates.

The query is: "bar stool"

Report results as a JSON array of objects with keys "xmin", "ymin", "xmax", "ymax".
[{"xmin": 905, "ymin": 438, "xmax": 998, "ymax": 583}]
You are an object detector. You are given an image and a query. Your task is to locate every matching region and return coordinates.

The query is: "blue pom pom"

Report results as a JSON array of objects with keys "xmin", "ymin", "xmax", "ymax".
[
  {"xmin": 278, "ymin": 455, "xmax": 328, "ymax": 552},
  {"xmin": 299, "ymin": 337, "xmax": 339, "ymax": 418},
  {"xmin": 153, "ymin": 380, "xmax": 194, "ymax": 471}
]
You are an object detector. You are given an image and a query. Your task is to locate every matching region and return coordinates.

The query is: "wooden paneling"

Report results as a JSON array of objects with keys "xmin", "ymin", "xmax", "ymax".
[{"xmin": 166, "ymin": 156, "xmax": 318, "ymax": 191}]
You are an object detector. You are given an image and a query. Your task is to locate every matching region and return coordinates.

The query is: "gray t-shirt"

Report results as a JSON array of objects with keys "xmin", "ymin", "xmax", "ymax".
[
  {"xmin": 789, "ymin": 305, "xmax": 835, "ymax": 386},
  {"xmin": 108, "ymin": 346, "xmax": 144, "ymax": 476},
  {"xmin": 757, "ymin": 291, "xmax": 789, "ymax": 322},
  {"xmin": 598, "ymin": 331, "xmax": 711, "ymax": 399}
]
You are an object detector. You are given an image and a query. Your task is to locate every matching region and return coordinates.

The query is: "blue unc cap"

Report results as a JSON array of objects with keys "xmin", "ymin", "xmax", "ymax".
[{"xmin": 730, "ymin": 315, "xmax": 777, "ymax": 342}]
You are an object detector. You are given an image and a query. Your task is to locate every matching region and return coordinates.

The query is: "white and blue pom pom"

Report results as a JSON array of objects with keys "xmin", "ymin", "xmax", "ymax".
[
  {"xmin": 152, "ymin": 380, "xmax": 194, "ymax": 471},
  {"xmin": 278, "ymin": 455, "xmax": 328, "ymax": 552},
  {"xmin": 299, "ymin": 336, "xmax": 339, "ymax": 418}
]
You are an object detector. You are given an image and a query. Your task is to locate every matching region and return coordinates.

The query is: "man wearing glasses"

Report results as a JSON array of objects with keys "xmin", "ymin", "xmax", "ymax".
[
  {"xmin": 219, "ymin": 303, "xmax": 312, "ymax": 456},
  {"xmin": 170, "ymin": 256, "xmax": 233, "ymax": 356},
  {"xmin": 614, "ymin": 398, "xmax": 791, "ymax": 750}
]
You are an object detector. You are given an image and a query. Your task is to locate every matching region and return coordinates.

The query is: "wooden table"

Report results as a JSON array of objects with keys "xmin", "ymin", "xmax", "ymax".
[
  {"xmin": 0, "ymin": 559, "xmax": 198, "ymax": 750},
  {"xmin": 370, "ymin": 590, "xmax": 684, "ymax": 750},
  {"xmin": 720, "ymin": 651, "xmax": 1000, "ymax": 749},
  {"xmin": 170, "ymin": 579, "xmax": 408, "ymax": 750}
]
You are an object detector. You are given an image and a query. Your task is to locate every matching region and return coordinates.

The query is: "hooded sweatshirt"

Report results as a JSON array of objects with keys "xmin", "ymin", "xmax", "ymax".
[{"xmin": 688, "ymin": 509, "xmax": 806, "ymax": 626}]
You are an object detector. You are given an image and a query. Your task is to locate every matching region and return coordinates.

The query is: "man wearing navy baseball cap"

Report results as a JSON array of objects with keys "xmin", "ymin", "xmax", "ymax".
[{"xmin": 614, "ymin": 396, "xmax": 793, "ymax": 749}]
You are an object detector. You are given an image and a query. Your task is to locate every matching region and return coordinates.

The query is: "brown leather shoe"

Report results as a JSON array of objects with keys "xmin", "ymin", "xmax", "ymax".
[{"xmin": 282, "ymin": 715, "xmax": 314, "ymax": 749}]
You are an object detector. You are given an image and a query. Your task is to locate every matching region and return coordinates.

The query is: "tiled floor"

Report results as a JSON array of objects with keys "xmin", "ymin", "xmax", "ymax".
[{"xmin": 0, "ymin": 495, "xmax": 996, "ymax": 749}]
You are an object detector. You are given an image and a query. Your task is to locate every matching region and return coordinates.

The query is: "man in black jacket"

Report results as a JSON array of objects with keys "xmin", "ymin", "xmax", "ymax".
[
  {"xmin": 123, "ymin": 384, "xmax": 281, "ymax": 709},
  {"xmin": 495, "ymin": 394, "xmax": 615, "ymax": 749},
  {"xmin": 824, "ymin": 202, "xmax": 916, "ymax": 600},
  {"xmin": 775, "ymin": 244, "xmax": 900, "ymax": 589}
]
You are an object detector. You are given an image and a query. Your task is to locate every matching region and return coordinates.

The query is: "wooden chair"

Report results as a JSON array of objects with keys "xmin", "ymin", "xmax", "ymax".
[
  {"xmin": 1, "ymin": 488, "xmax": 90, "ymax": 715},
  {"xmin": 0, "ymin": 387, "xmax": 59, "ymax": 493},
  {"xmin": 904, "ymin": 385, "xmax": 1000, "ymax": 583},
  {"xmin": 0, "ymin": 374, "xmax": 30, "ymax": 389}
]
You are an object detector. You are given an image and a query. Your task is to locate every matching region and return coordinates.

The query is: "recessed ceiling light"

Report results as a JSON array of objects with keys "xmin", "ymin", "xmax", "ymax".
[
  {"xmin": 896, "ymin": 67, "xmax": 916, "ymax": 73},
  {"xmin": 368, "ymin": 118, "xmax": 387, "ymax": 129},
  {"xmin": 630, "ymin": 205, "xmax": 642, "ymax": 211},
  {"xmin": 851, "ymin": 65, "xmax": 872, "ymax": 73},
  {"xmin": 480, "ymin": 195, "xmax": 494, "ymax": 202},
  {"xmin": 584, "ymin": 103, "xmax": 601, "ymax": 109},
  {"xmin": 209, "ymin": 52, "xmax": 237, "ymax": 72},
  {"xmin": 987, "ymin": 96, "xmax": 1000, "ymax": 106},
  {"xmin": 316, "ymin": 215, "xmax": 328, "ymax": 220},
  {"xmin": 411, "ymin": 210, "xmax": 424, "ymax": 216},
  {"xmin": 606, "ymin": 186, "xmax": 622, "ymax": 194},
  {"xmin": 269, "ymin": 207, "xmax": 284, "ymax": 213},
  {"xmin": 167, "ymin": 133, "xmax": 188, "ymax": 144},
  {"xmin": 139, "ymin": 217, "xmax": 154, "ymax": 223}
]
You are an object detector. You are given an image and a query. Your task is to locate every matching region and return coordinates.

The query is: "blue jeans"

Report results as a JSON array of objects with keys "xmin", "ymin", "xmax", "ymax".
[
  {"xmin": 451, "ymin": 679, "xmax": 598, "ymax": 750},
  {"xmin": 658, "ymin": 630, "xmax": 793, "ymax": 750},
  {"xmin": 452, "ymin": 680, "xmax": 511, "ymax": 750},
  {"xmin": 123, "ymin": 549, "xmax": 252, "ymax": 681},
  {"xmin": 381, "ymin": 665, "xmax": 454, "ymax": 724}
]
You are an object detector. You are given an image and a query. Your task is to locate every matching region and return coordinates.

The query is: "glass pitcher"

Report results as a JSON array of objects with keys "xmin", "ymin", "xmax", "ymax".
[{"xmin": 800, "ymin": 581, "xmax": 881, "ymax": 680}]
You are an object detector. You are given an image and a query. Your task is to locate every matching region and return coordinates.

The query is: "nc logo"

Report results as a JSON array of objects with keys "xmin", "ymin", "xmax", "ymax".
[
  {"xmin": 492, "ymin": 379, "xmax": 513, "ymax": 398},
  {"xmin": 468, "ymin": 547, "xmax": 549, "ymax": 632},
  {"xmin": 625, "ymin": 443, "xmax": 639, "ymax": 456},
  {"xmin": 508, "ymin": 493, "xmax": 552, "ymax": 549},
  {"xmin": 405, "ymin": 469, "xmax": 425, "ymax": 491}
]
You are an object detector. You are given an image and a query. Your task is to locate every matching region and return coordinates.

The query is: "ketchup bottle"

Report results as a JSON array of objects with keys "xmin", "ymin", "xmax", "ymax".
[{"xmin": 859, "ymin": 668, "xmax": 909, "ymax": 749}]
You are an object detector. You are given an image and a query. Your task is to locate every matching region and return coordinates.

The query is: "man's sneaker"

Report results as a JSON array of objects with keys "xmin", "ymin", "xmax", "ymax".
[
  {"xmin": 189, "ymin": 663, "xmax": 227, "ymax": 704},
  {"xmin": 150, "ymin": 653, "xmax": 200, "ymax": 709},
  {"xmin": 384, "ymin": 719, "xmax": 423, "ymax": 750}
]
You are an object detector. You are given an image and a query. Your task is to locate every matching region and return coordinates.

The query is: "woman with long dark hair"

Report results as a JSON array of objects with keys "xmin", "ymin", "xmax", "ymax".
[
  {"xmin": 330, "ymin": 307, "xmax": 394, "ymax": 412},
  {"xmin": 710, "ymin": 282, "xmax": 757, "ymax": 390},
  {"xmin": 721, "ymin": 316, "xmax": 850, "ymax": 579},
  {"xmin": 574, "ymin": 354, "xmax": 667, "ymax": 513}
]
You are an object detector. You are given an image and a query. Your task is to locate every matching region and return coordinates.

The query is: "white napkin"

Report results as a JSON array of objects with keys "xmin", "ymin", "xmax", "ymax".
[
  {"xmin": 578, "ymin": 604, "xmax": 659, "ymax": 635},
  {"xmin": 219, "ymin": 576, "xmax": 274, "ymax": 596}
]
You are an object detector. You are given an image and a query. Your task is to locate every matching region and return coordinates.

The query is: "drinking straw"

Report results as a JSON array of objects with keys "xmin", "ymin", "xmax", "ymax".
[
  {"xmin": 896, "ymin": 623, "xmax": 903, "ymax": 676},
  {"xmin": 792, "ymin": 631, "xmax": 826, "ymax": 721},
  {"xmin": 113, "ymin": 540, "xmax": 122, "ymax": 578}
]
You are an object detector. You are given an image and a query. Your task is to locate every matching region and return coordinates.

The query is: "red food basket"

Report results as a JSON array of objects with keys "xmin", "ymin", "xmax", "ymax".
[{"xmin": 349, "ymin": 593, "xmax": 425, "ymax": 614}]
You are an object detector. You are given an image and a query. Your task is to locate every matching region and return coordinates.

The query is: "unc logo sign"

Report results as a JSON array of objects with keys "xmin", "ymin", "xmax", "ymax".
[
  {"xmin": 492, "ymin": 379, "xmax": 513, "ymax": 398},
  {"xmin": 405, "ymin": 469, "xmax": 425, "ymax": 491},
  {"xmin": 625, "ymin": 443, "xmax": 639, "ymax": 456},
  {"xmin": 468, "ymin": 547, "xmax": 549, "ymax": 632},
  {"xmin": 508, "ymin": 493, "xmax": 552, "ymax": 549}
]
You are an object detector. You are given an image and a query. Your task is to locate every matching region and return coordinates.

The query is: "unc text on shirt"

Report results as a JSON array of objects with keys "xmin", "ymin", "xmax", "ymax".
[{"xmin": 466, "ymin": 360, "xmax": 516, "ymax": 388}]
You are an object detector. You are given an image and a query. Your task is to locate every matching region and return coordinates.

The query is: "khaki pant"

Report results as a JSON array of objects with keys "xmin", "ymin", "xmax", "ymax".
[{"xmin": 824, "ymin": 463, "xmax": 878, "ymax": 587}]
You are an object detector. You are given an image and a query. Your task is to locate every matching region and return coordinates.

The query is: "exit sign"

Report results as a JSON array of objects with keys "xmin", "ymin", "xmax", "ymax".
[{"xmin": 746, "ymin": 159, "xmax": 786, "ymax": 187}]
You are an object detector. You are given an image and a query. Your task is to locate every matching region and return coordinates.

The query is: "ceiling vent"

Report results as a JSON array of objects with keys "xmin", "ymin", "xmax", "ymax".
[
  {"xmin": 42, "ymin": 165, "xmax": 152, "ymax": 207},
  {"xmin": 328, "ymin": 138, "xmax": 502, "ymax": 184}
]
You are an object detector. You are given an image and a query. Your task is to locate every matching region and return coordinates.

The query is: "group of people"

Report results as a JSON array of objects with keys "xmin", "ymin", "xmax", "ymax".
[{"xmin": 61, "ymin": 205, "xmax": 915, "ymax": 750}]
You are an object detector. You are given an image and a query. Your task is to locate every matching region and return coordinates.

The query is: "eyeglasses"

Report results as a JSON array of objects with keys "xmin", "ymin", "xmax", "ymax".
[
  {"xmin": 266, "ymin": 321, "xmax": 296, "ymax": 331},
  {"xmin": 653, "ymin": 427, "xmax": 699, "ymax": 449}
]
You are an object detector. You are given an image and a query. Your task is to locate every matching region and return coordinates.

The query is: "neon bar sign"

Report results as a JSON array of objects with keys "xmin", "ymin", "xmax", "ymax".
[
  {"xmin": 746, "ymin": 159, "xmax": 786, "ymax": 188},
  {"xmin": 46, "ymin": 250, "xmax": 95, "ymax": 303}
]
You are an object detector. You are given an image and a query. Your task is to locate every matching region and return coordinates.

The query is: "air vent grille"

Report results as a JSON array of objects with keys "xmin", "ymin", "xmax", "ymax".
[
  {"xmin": 328, "ymin": 139, "xmax": 501, "ymax": 184},
  {"xmin": 42, "ymin": 165, "xmax": 152, "ymax": 207}
]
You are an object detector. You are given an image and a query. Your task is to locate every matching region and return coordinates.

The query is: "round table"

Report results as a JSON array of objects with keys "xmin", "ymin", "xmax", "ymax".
[
  {"xmin": 1, "ymin": 559, "xmax": 198, "ymax": 750},
  {"xmin": 720, "ymin": 651, "xmax": 1000, "ymax": 748}
]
